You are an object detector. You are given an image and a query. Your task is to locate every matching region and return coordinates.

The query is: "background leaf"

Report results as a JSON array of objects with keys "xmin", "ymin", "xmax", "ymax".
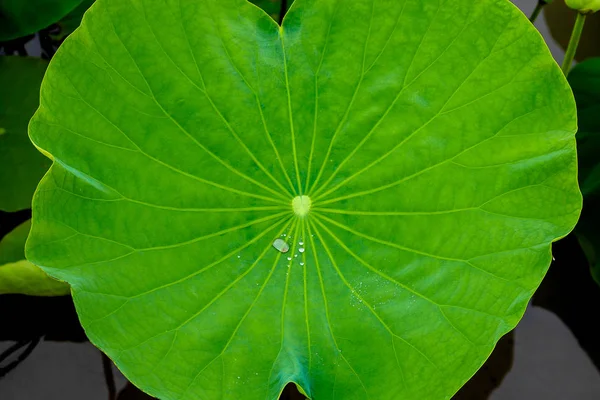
[
  {"xmin": 0, "ymin": 0, "xmax": 84, "ymax": 41},
  {"xmin": 26, "ymin": 0, "xmax": 581, "ymax": 399},
  {"xmin": 0, "ymin": 56, "xmax": 52, "ymax": 212},
  {"xmin": 0, "ymin": 220, "xmax": 70, "ymax": 296},
  {"xmin": 249, "ymin": 0, "xmax": 292, "ymax": 21},
  {"xmin": 569, "ymin": 57, "xmax": 600, "ymax": 285},
  {"xmin": 50, "ymin": 0, "xmax": 95, "ymax": 41}
]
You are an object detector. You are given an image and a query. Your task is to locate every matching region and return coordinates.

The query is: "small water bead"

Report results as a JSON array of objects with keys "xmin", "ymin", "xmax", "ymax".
[
  {"xmin": 294, "ymin": 254, "xmax": 298, "ymax": 258},
  {"xmin": 273, "ymin": 238, "xmax": 290, "ymax": 253},
  {"xmin": 298, "ymin": 247, "xmax": 305, "ymax": 253},
  {"xmin": 299, "ymin": 241, "xmax": 304, "ymax": 246},
  {"xmin": 300, "ymin": 262, "xmax": 305, "ymax": 266},
  {"xmin": 287, "ymin": 256, "xmax": 292, "ymax": 261}
]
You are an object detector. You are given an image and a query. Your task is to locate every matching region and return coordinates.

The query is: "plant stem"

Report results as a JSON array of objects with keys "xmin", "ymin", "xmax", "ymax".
[
  {"xmin": 561, "ymin": 12, "xmax": 587, "ymax": 76},
  {"xmin": 529, "ymin": 0, "xmax": 545, "ymax": 23},
  {"xmin": 0, "ymin": 337, "xmax": 41, "ymax": 378},
  {"xmin": 278, "ymin": 0, "xmax": 288, "ymax": 25},
  {"xmin": 101, "ymin": 351, "xmax": 117, "ymax": 400}
]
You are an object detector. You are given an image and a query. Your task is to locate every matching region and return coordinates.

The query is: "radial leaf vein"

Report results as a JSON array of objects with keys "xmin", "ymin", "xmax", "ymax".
[
  {"xmin": 306, "ymin": 221, "xmax": 371, "ymax": 399},
  {"xmin": 311, "ymin": 219, "xmax": 439, "ymax": 372},
  {"xmin": 307, "ymin": 0, "xmax": 375, "ymax": 195},
  {"xmin": 301, "ymin": 219, "xmax": 312, "ymax": 372},
  {"xmin": 314, "ymin": 105, "xmax": 549, "ymax": 205},
  {"xmin": 313, "ymin": 217, "xmax": 490, "ymax": 347},
  {"xmin": 264, "ymin": 219, "xmax": 300, "ymax": 399},
  {"xmin": 177, "ymin": 220, "xmax": 293, "ymax": 400},
  {"xmin": 52, "ymin": 184, "xmax": 287, "ymax": 213},
  {"xmin": 202, "ymin": 1, "xmax": 296, "ymax": 196},
  {"xmin": 279, "ymin": 27, "xmax": 304, "ymax": 194},
  {"xmin": 304, "ymin": 0, "xmax": 343, "ymax": 193},
  {"xmin": 107, "ymin": 7, "xmax": 289, "ymax": 202},
  {"xmin": 57, "ymin": 54, "xmax": 287, "ymax": 206},
  {"xmin": 312, "ymin": 14, "xmax": 512, "ymax": 201},
  {"xmin": 313, "ymin": 213, "xmax": 463, "ymax": 262},
  {"xmin": 84, "ymin": 217, "xmax": 291, "ymax": 323}
]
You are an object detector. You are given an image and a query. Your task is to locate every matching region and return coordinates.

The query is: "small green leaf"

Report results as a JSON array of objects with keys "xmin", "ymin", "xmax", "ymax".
[
  {"xmin": 0, "ymin": 56, "xmax": 52, "ymax": 212},
  {"xmin": 0, "ymin": 259, "xmax": 71, "ymax": 296},
  {"xmin": 0, "ymin": 0, "xmax": 85, "ymax": 41},
  {"xmin": 0, "ymin": 220, "xmax": 31, "ymax": 265},
  {"xmin": 565, "ymin": 0, "xmax": 600, "ymax": 13},
  {"xmin": 0, "ymin": 220, "xmax": 70, "ymax": 296},
  {"xmin": 27, "ymin": 0, "xmax": 581, "ymax": 399}
]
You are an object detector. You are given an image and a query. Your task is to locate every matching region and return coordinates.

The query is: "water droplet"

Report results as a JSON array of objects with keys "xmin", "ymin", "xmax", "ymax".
[
  {"xmin": 287, "ymin": 256, "xmax": 292, "ymax": 261},
  {"xmin": 294, "ymin": 254, "xmax": 298, "ymax": 258},
  {"xmin": 299, "ymin": 241, "xmax": 304, "ymax": 246},
  {"xmin": 273, "ymin": 238, "xmax": 290, "ymax": 253},
  {"xmin": 300, "ymin": 262, "xmax": 305, "ymax": 266},
  {"xmin": 299, "ymin": 247, "xmax": 305, "ymax": 253},
  {"xmin": 237, "ymin": 255, "xmax": 241, "ymax": 259}
]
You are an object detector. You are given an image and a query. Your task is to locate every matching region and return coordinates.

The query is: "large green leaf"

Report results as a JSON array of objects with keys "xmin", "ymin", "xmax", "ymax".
[
  {"xmin": 569, "ymin": 58, "xmax": 600, "ymax": 285},
  {"xmin": 0, "ymin": 0, "xmax": 84, "ymax": 41},
  {"xmin": 0, "ymin": 56, "xmax": 52, "ymax": 212},
  {"xmin": 0, "ymin": 220, "xmax": 70, "ymax": 296},
  {"xmin": 26, "ymin": 0, "xmax": 580, "ymax": 399}
]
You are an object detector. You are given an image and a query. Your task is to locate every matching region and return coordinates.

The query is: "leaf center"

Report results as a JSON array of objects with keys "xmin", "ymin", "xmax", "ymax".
[{"xmin": 292, "ymin": 195, "xmax": 312, "ymax": 217}]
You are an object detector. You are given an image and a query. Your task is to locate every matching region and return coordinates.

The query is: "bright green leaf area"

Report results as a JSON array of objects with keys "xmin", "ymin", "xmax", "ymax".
[
  {"xmin": 0, "ymin": 220, "xmax": 70, "ymax": 296},
  {"xmin": 0, "ymin": 0, "xmax": 84, "ymax": 40},
  {"xmin": 0, "ymin": 56, "xmax": 52, "ymax": 212},
  {"xmin": 26, "ymin": 0, "xmax": 581, "ymax": 399},
  {"xmin": 570, "ymin": 58, "xmax": 600, "ymax": 285}
]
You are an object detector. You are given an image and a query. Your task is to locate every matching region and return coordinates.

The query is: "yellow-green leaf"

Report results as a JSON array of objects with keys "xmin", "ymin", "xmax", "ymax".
[{"xmin": 0, "ymin": 220, "xmax": 69, "ymax": 296}]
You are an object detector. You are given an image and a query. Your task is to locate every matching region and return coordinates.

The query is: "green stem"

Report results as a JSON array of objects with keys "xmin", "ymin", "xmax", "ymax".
[
  {"xmin": 561, "ymin": 12, "xmax": 587, "ymax": 76},
  {"xmin": 529, "ymin": 1, "xmax": 545, "ymax": 23}
]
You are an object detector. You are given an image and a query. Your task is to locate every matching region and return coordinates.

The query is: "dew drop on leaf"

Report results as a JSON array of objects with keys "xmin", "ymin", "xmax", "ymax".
[{"xmin": 272, "ymin": 238, "xmax": 289, "ymax": 253}]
